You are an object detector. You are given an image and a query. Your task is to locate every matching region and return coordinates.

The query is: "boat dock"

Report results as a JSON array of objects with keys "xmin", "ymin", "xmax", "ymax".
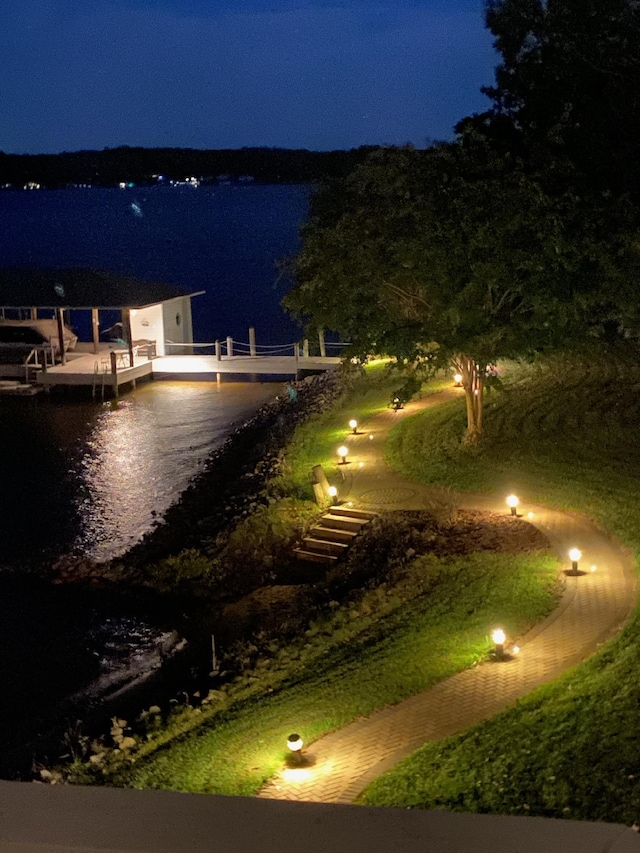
[{"xmin": 11, "ymin": 348, "xmax": 341, "ymax": 396}]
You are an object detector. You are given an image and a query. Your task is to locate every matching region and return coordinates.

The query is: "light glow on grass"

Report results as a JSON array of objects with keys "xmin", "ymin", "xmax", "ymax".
[{"xmin": 366, "ymin": 350, "xmax": 640, "ymax": 823}]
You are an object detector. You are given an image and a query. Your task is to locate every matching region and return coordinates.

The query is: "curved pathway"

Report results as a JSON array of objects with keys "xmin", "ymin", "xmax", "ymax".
[{"xmin": 259, "ymin": 390, "xmax": 637, "ymax": 804}]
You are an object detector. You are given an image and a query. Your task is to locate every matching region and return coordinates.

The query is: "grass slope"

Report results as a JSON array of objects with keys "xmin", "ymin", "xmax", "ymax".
[
  {"xmin": 127, "ymin": 550, "xmax": 557, "ymax": 795},
  {"xmin": 363, "ymin": 349, "xmax": 640, "ymax": 824},
  {"xmin": 113, "ymin": 364, "xmax": 558, "ymax": 796}
]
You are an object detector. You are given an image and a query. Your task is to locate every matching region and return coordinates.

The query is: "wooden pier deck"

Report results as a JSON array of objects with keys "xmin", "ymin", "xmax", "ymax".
[{"xmin": 26, "ymin": 350, "xmax": 341, "ymax": 393}]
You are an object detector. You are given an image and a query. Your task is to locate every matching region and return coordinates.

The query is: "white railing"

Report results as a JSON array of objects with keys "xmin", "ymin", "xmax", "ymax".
[{"xmin": 164, "ymin": 337, "xmax": 350, "ymax": 358}]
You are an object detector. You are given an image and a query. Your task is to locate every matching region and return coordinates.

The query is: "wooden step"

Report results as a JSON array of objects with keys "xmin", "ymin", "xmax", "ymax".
[
  {"xmin": 294, "ymin": 548, "xmax": 338, "ymax": 564},
  {"xmin": 308, "ymin": 525, "xmax": 359, "ymax": 544},
  {"xmin": 320, "ymin": 513, "xmax": 371, "ymax": 532},
  {"xmin": 302, "ymin": 537, "xmax": 349, "ymax": 555},
  {"xmin": 330, "ymin": 506, "xmax": 379, "ymax": 521}
]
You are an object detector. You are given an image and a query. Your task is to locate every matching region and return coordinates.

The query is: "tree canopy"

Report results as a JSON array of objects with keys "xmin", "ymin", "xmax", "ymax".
[
  {"xmin": 284, "ymin": 1, "xmax": 640, "ymax": 441},
  {"xmin": 475, "ymin": 0, "xmax": 640, "ymax": 198}
]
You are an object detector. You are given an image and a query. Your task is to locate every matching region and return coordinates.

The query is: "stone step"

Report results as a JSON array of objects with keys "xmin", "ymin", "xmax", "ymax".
[
  {"xmin": 308, "ymin": 525, "xmax": 359, "ymax": 544},
  {"xmin": 319, "ymin": 513, "xmax": 371, "ymax": 532},
  {"xmin": 301, "ymin": 537, "xmax": 349, "ymax": 555},
  {"xmin": 294, "ymin": 548, "xmax": 338, "ymax": 565},
  {"xmin": 330, "ymin": 506, "xmax": 379, "ymax": 521}
]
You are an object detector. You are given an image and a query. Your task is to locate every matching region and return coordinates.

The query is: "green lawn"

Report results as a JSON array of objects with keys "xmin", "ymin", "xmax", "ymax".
[
  {"xmin": 125, "ymin": 549, "xmax": 558, "ymax": 795},
  {"xmin": 362, "ymin": 348, "xmax": 640, "ymax": 824},
  {"xmin": 272, "ymin": 360, "xmax": 449, "ymax": 498},
  {"xmin": 91, "ymin": 363, "xmax": 559, "ymax": 796}
]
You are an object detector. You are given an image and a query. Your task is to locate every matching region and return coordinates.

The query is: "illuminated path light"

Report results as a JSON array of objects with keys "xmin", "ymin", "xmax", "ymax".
[
  {"xmin": 506, "ymin": 494, "xmax": 519, "ymax": 516},
  {"xmin": 568, "ymin": 547, "xmax": 582, "ymax": 576},
  {"xmin": 258, "ymin": 396, "xmax": 637, "ymax": 806},
  {"xmin": 491, "ymin": 628, "xmax": 506, "ymax": 660}
]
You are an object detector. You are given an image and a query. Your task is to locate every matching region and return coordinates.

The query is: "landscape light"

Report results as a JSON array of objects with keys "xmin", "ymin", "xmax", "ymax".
[
  {"xmin": 512, "ymin": 645, "xmax": 520, "ymax": 655},
  {"xmin": 287, "ymin": 733, "xmax": 303, "ymax": 752},
  {"xmin": 337, "ymin": 445, "xmax": 349, "ymax": 464},
  {"xmin": 591, "ymin": 565, "xmax": 597, "ymax": 573},
  {"xmin": 568, "ymin": 547, "xmax": 582, "ymax": 575},
  {"xmin": 369, "ymin": 434, "xmax": 374, "ymax": 440},
  {"xmin": 328, "ymin": 485, "xmax": 338, "ymax": 505},
  {"xmin": 454, "ymin": 373, "xmax": 463, "ymax": 386},
  {"xmin": 506, "ymin": 494, "xmax": 519, "ymax": 516},
  {"xmin": 492, "ymin": 628, "xmax": 506, "ymax": 659},
  {"xmin": 348, "ymin": 419, "xmax": 358, "ymax": 434}
]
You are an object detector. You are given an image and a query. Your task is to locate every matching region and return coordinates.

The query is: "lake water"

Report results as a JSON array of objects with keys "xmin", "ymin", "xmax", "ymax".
[
  {"xmin": 0, "ymin": 183, "xmax": 311, "ymax": 346},
  {"xmin": 0, "ymin": 183, "xmax": 311, "ymax": 564},
  {"xmin": 0, "ymin": 186, "xmax": 311, "ymax": 769}
]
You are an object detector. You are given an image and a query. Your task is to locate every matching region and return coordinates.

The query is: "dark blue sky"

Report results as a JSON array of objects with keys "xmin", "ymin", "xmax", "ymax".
[{"xmin": 2, "ymin": 0, "xmax": 497, "ymax": 154}]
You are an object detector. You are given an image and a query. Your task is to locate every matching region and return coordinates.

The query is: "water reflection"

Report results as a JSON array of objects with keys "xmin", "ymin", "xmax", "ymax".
[
  {"xmin": 0, "ymin": 381, "xmax": 278, "ymax": 567},
  {"xmin": 73, "ymin": 380, "xmax": 279, "ymax": 561}
]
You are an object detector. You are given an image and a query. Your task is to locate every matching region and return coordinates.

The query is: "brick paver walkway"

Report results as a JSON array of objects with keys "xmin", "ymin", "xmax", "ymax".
[{"xmin": 259, "ymin": 391, "xmax": 637, "ymax": 804}]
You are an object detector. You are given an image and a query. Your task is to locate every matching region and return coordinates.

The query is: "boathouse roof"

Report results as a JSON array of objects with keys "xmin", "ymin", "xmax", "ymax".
[{"xmin": 0, "ymin": 268, "xmax": 201, "ymax": 309}]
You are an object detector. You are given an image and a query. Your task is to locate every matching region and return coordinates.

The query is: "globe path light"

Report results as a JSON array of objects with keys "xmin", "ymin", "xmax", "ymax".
[
  {"xmin": 287, "ymin": 733, "xmax": 303, "ymax": 752},
  {"xmin": 454, "ymin": 373, "xmax": 463, "ymax": 387},
  {"xmin": 337, "ymin": 445, "xmax": 349, "ymax": 464},
  {"xmin": 492, "ymin": 628, "xmax": 506, "ymax": 660},
  {"xmin": 568, "ymin": 548, "xmax": 582, "ymax": 576},
  {"xmin": 328, "ymin": 485, "xmax": 338, "ymax": 505},
  {"xmin": 348, "ymin": 419, "xmax": 358, "ymax": 435},
  {"xmin": 506, "ymin": 494, "xmax": 519, "ymax": 516},
  {"xmin": 287, "ymin": 733, "xmax": 304, "ymax": 766}
]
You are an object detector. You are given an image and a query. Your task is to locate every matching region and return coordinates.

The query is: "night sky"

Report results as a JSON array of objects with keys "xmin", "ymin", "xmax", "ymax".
[{"xmin": 3, "ymin": 0, "xmax": 497, "ymax": 155}]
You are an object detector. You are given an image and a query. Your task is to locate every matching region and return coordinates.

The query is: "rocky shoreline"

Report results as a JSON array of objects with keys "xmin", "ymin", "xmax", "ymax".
[
  {"xmin": 50, "ymin": 368, "xmax": 347, "ymax": 586},
  {"xmin": 2, "ymin": 368, "xmax": 349, "ymax": 779}
]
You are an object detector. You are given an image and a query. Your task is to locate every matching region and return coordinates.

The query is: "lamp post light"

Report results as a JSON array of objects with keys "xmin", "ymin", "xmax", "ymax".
[
  {"xmin": 506, "ymin": 494, "xmax": 519, "ymax": 517},
  {"xmin": 348, "ymin": 419, "xmax": 358, "ymax": 435},
  {"xmin": 568, "ymin": 547, "xmax": 582, "ymax": 576},
  {"xmin": 337, "ymin": 445, "xmax": 349, "ymax": 465},
  {"xmin": 287, "ymin": 733, "xmax": 304, "ymax": 765},
  {"xmin": 492, "ymin": 628, "xmax": 506, "ymax": 660}
]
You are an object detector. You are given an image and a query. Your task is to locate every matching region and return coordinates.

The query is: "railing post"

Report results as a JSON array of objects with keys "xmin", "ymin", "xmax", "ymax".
[
  {"xmin": 249, "ymin": 326, "xmax": 256, "ymax": 357},
  {"xmin": 303, "ymin": 338, "xmax": 309, "ymax": 358},
  {"xmin": 226, "ymin": 336, "xmax": 233, "ymax": 358},
  {"xmin": 294, "ymin": 343, "xmax": 299, "ymax": 364},
  {"xmin": 215, "ymin": 340, "xmax": 221, "ymax": 361},
  {"xmin": 110, "ymin": 351, "xmax": 119, "ymax": 397},
  {"xmin": 319, "ymin": 328, "xmax": 326, "ymax": 357}
]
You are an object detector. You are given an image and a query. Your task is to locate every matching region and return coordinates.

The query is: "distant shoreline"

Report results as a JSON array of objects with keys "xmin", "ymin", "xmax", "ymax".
[{"xmin": 0, "ymin": 144, "xmax": 382, "ymax": 191}]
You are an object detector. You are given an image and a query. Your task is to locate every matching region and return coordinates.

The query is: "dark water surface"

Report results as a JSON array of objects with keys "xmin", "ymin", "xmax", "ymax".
[
  {"xmin": 0, "ymin": 183, "xmax": 310, "ymax": 346},
  {"xmin": 0, "ymin": 185, "xmax": 308, "ymax": 771},
  {"xmin": 0, "ymin": 380, "xmax": 279, "ymax": 566}
]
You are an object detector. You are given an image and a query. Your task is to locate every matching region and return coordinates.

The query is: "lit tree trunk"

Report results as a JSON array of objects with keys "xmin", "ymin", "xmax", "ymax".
[{"xmin": 454, "ymin": 355, "xmax": 485, "ymax": 444}]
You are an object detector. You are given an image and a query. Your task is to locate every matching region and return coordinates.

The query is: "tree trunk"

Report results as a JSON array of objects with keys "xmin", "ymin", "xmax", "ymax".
[{"xmin": 455, "ymin": 355, "xmax": 485, "ymax": 444}]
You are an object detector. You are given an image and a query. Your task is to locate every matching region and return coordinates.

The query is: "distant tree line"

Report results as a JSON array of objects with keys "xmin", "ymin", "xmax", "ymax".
[{"xmin": 0, "ymin": 145, "xmax": 381, "ymax": 189}]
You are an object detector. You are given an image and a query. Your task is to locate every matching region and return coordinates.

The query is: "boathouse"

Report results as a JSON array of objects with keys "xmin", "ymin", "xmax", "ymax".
[{"xmin": 0, "ymin": 267, "xmax": 202, "ymax": 367}]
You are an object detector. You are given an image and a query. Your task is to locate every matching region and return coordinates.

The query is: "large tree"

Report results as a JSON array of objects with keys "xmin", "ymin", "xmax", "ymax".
[
  {"xmin": 284, "ymin": 144, "xmax": 640, "ymax": 442},
  {"xmin": 475, "ymin": 0, "xmax": 640, "ymax": 199}
]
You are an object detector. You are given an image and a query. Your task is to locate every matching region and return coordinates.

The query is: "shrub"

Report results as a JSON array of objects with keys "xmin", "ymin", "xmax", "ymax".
[{"xmin": 144, "ymin": 549, "xmax": 224, "ymax": 597}]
